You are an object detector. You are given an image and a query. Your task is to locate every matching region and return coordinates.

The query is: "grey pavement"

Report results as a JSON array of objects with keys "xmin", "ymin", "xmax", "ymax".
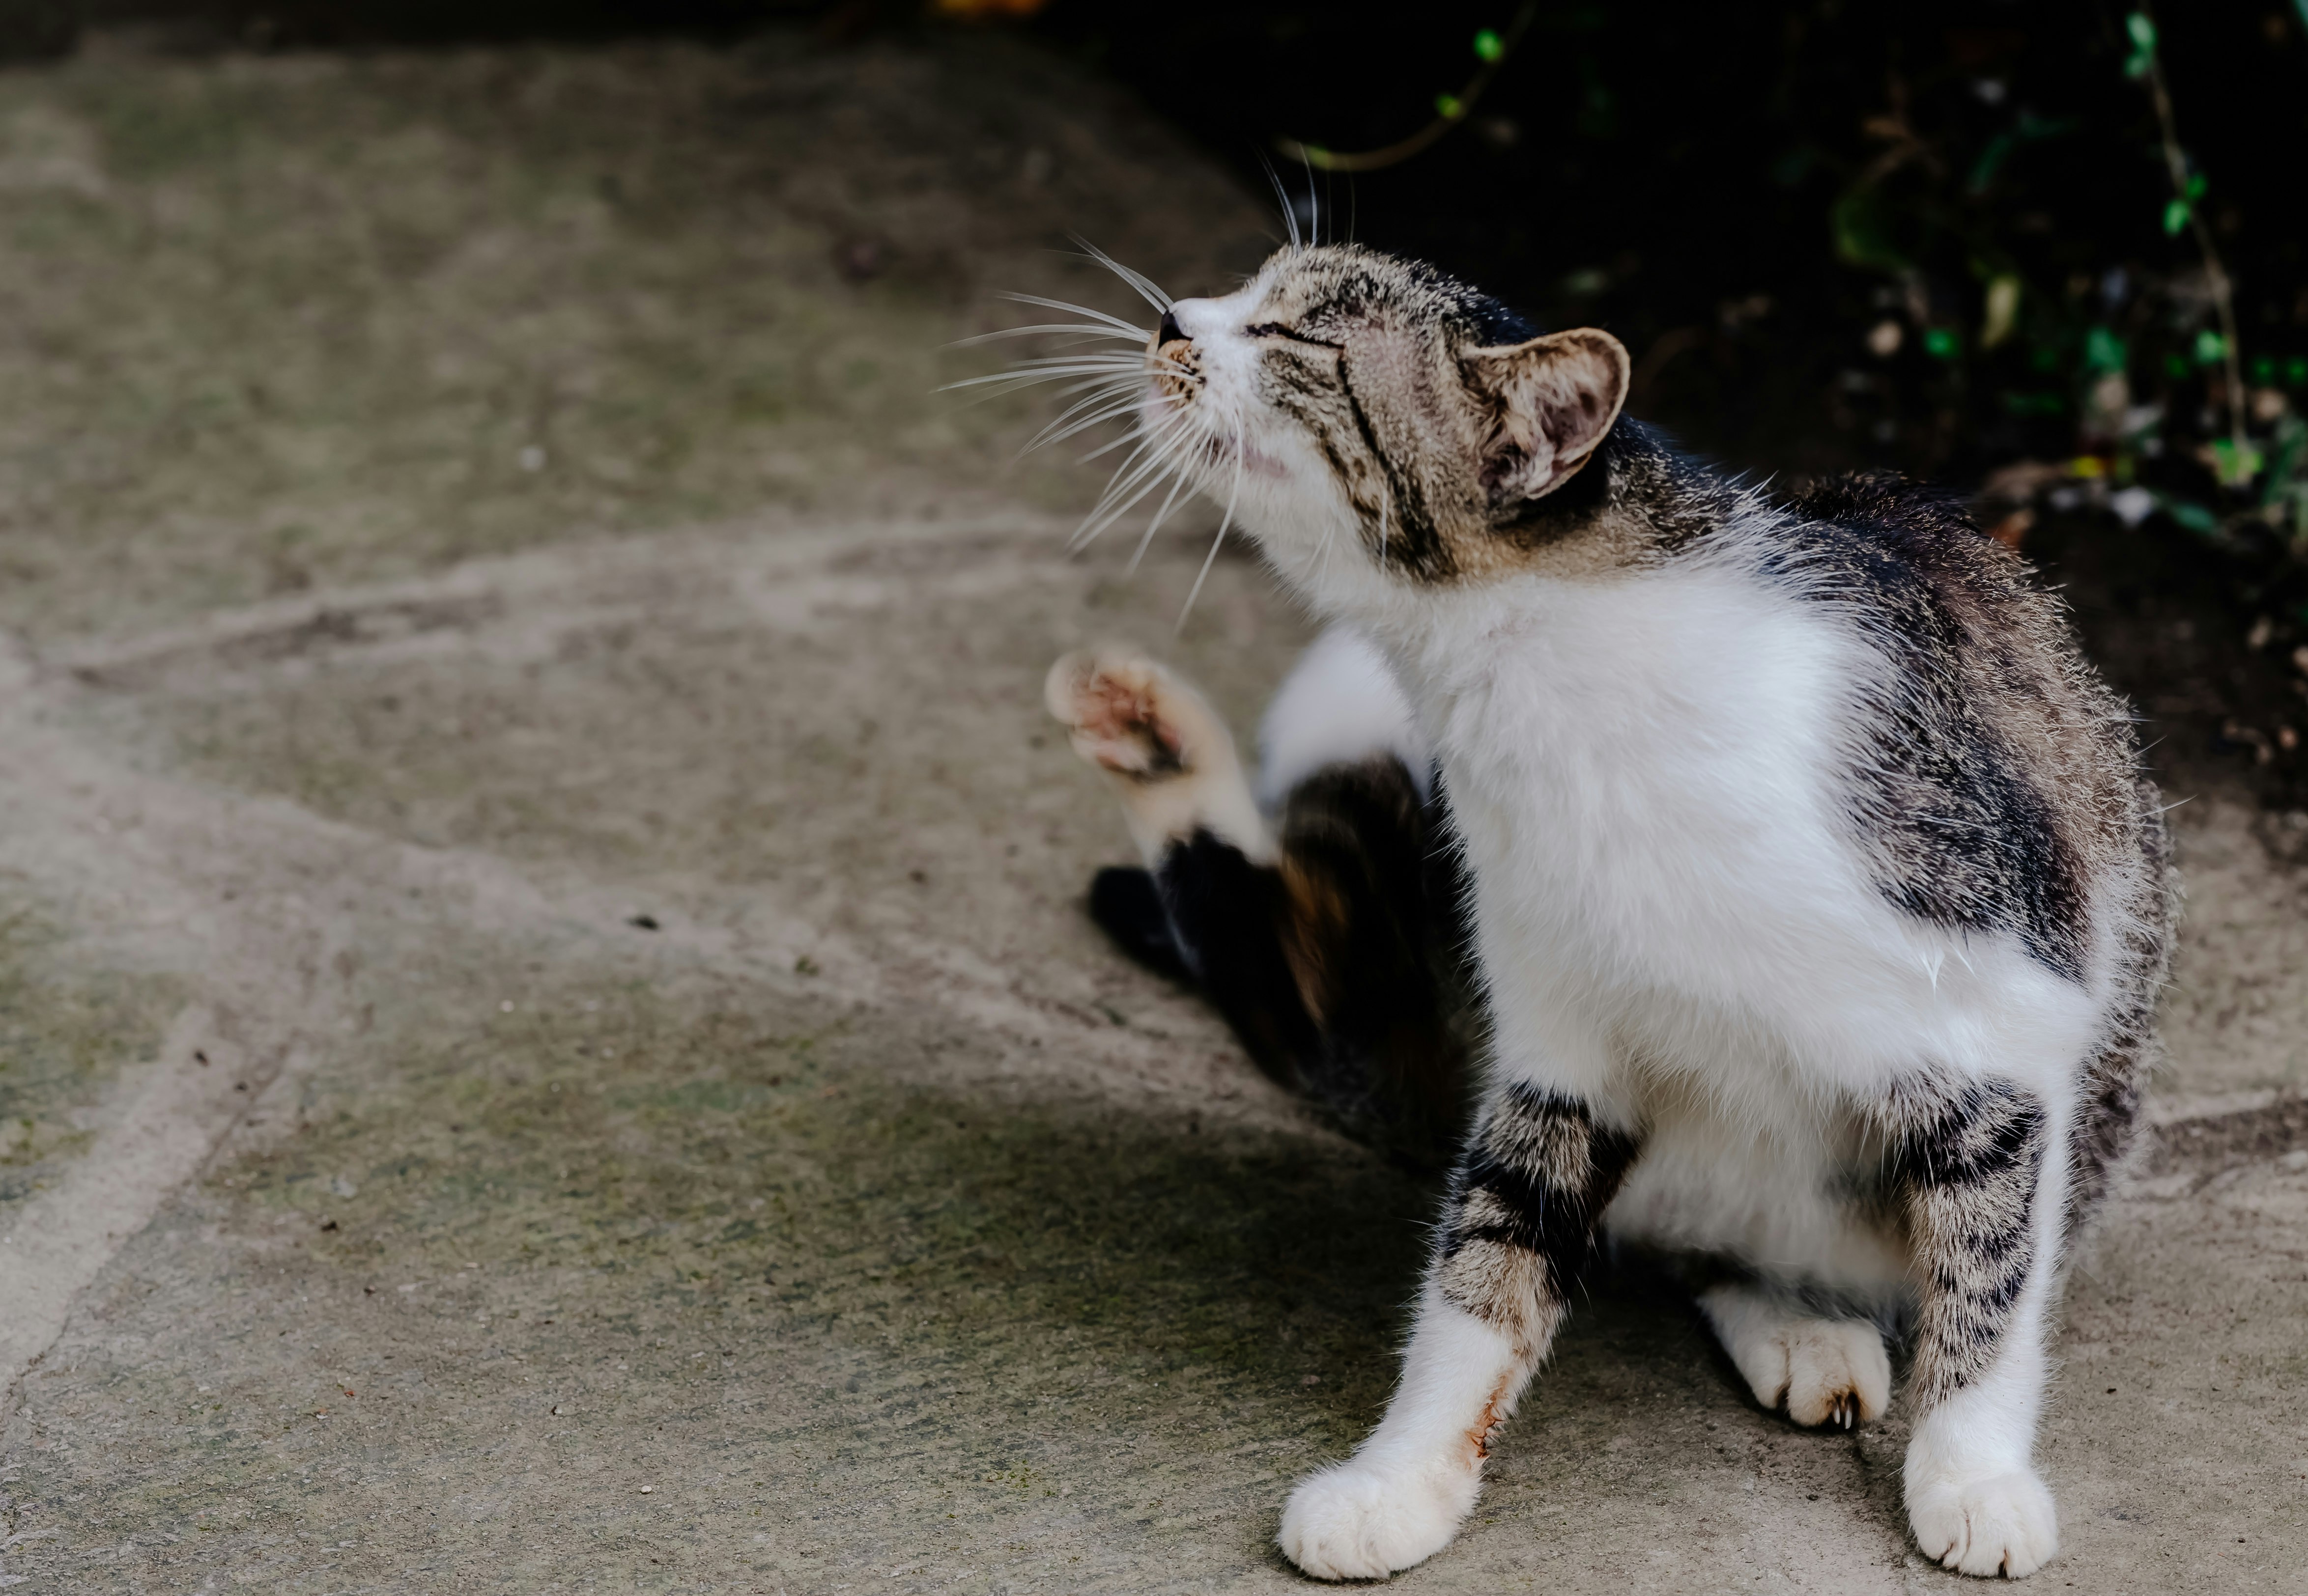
[{"xmin": 0, "ymin": 29, "xmax": 2301, "ymax": 1595}]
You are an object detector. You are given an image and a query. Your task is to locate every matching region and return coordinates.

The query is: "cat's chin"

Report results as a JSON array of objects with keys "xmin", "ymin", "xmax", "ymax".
[{"xmin": 1277, "ymin": 1457, "xmax": 1478, "ymax": 1581}]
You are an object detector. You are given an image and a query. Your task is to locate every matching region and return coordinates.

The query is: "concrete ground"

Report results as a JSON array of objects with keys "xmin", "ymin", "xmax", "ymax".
[{"xmin": 0, "ymin": 27, "xmax": 2302, "ymax": 1596}]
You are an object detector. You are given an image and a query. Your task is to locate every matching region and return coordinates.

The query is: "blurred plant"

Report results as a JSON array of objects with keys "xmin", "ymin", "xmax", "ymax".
[
  {"xmin": 1275, "ymin": 4, "xmax": 1537, "ymax": 173},
  {"xmin": 931, "ymin": 0, "xmax": 1049, "ymax": 17},
  {"xmin": 1830, "ymin": 7, "xmax": 2307, "ymax": 563}
]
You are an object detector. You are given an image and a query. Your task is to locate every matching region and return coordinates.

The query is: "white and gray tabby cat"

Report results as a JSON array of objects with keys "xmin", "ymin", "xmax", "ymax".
[{"xmin": 1025, "ymin": 242, "xmax": 2176, "ymax": 1580}]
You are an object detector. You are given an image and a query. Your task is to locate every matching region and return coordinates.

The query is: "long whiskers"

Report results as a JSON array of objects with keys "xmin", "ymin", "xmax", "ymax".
[
  {"xmin": 1068, "ymin": 235, "xmax": 1174, "ymax": 314},
  {"xmin": 1176, "ymin": 439, "xmax": 1245, "ymax": 635},
  {"xmin": 953, "ymin": 261, "xmax": 1228, "ymax": 601}
]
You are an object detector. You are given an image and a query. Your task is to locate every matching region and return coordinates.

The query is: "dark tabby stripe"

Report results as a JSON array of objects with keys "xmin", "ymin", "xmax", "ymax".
[
  {"xmin": 1888, "ymin": 1076, "xmax": 2047, "ymax": 1407},
  {"xmin": 1434, "ymin": 1084, "xmax": 1642, "ymax": 1351}
]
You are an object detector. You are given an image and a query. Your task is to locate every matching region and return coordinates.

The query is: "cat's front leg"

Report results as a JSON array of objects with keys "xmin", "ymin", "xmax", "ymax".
[
  {"xmin": 1891, "ymin": 1076, "xmax": 2065, "ymax": 1580},
  {"xmin": 1279, "ymin": 1082, "xmax": 1640, "ymax": 1580}
]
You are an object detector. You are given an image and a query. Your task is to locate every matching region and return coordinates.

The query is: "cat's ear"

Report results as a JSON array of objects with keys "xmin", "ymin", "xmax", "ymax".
[{"xmin": 1462, "ymin": 328, "xmax": 1630, "ymax": 502}]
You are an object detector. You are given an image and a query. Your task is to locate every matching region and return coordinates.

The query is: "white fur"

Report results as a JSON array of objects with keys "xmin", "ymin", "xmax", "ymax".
[
  {"xmin": 1257, "ymin": 625, "xmax": 1432, "ymax": 811},
  {"xmin": 1277, "ymin": 1287, "xmax": 1516, "ymax": 1580},
  {"xmin": 1695, "ymin": 1284, "xmax": 1890, "ymax": 1427},
  {"xmin": 1154, "ymin": 280, "xmax": 2096, "ymax": 1579}
]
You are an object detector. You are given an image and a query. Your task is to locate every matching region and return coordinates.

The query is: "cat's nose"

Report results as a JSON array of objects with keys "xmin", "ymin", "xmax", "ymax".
[{"xmin": 1156, "ymin": 308, "xmax": 1187, "ymax": 347}]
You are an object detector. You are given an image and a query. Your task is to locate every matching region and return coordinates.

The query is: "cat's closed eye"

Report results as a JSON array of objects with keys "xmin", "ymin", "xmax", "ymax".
[{"xmin": 1245, "ymin": 322, "xmax": 1340, "ymax": 348}]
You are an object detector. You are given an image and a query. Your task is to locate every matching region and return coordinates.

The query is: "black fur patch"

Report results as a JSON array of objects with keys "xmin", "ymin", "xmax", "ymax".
[
  {"xmin": 1151, "ymin": 828, "xmax": 1322, "ymax": 1081},
  {"xmin": 1460, "ymin": 293, "xmax": 1543, "ymax": 348},
  {"xmin": 1762, "ymin": 478, "xmax": 2090, "ymax": 980},
  {"xmin": 1108, "ymin": 760, "xmax": 1475, "ymax": 1166},
  {"xmin": 1890, "ymin": 1076, "xmax": 2047, "ymax": 1405},
  {"xmin": 1438, "ymin": 1084, "xmax": 1642, "ymax": 1305},
  {"xmin": 1086, "ymin": 866, "xmax": 1190, "ymax": 984}
]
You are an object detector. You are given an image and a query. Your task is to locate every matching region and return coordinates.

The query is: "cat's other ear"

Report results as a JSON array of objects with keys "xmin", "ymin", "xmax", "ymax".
[{"xmin": 1462, "ymin": 328, "xmax": 1630, "ymax": 503}]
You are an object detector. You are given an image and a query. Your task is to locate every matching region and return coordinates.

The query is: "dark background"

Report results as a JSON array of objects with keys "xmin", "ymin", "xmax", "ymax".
[{"xmin": 7, "ymin": 0, "xmax": 2308, "ymax": 803}]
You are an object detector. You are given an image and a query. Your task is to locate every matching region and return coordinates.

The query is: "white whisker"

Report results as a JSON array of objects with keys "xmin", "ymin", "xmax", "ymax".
[
  {"xmin": 1125, "ymin": 466, "xmax": 1195, "ymax": 576},
  {"xmin": 994, "ymin": 291, "xmax": 1149, "ymax": 336},
  {"xmin": 949, "ymin": 323, "xmax": 1147, "ymax": 347},
  {"xmin": 1259, "ymin": 153, "xmax": 1302, "ymax": 252},
  {"xmin": 939, "ymin": 362, "xmax": 1146, "ymax": 393},
  {"xmin": 1072, "ymin": 413, "xmax": 1197, "ymax": 549},
  {"xmin": 1176, "ymin": 440, "xmax": 1245, "ymax": 633},
  {"xmin": 1068, "ymin": 235, "xmax": 1174, "ymax": 313},
  {"xmin": 1031, "ymin": 394, "xmax": 1155, "ymax": 456}
]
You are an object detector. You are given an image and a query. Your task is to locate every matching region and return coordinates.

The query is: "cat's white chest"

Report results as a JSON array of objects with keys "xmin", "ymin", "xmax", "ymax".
[{"xmin": 1386, "ymin": 559, "xmax": 2090, "ymax": 1099}]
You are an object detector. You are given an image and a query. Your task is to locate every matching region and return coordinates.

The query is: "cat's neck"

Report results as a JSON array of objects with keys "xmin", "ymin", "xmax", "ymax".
[{"xmin": 1303, "ymin": 421, "xmax": 1751, "ymax": 707}]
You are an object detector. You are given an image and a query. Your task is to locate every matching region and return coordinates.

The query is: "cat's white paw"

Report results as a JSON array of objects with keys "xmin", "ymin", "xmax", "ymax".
[
  {"xmin": 1780, "ymin": 1317, "xmax": 1890, "ymax": 1429},
  {"xmin": 1044, "ymin": 648, "xmax": 1266, "ymax": 861},
  {"xmin": 1698, "ymin": 1287, "xmax": 1888, "ymax": 1430},
  {"xmin": 1907, "ymin": 1470, "xmax": 2058, "ymax": 1578},
  {"xmin": 1278, "ymin": 1459, "xmax": 1476, "ymax": 1581},
  {"xmin": 1044, "ymin": 650, "xmax": 1210, "ymax": 781}
]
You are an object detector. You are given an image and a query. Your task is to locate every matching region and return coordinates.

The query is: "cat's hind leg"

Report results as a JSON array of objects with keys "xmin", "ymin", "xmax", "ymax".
[
  {"xmin": 1044, "ymin": 648, "xmax": 1268, "ymax": 867},
  {"xmin": 1695, "ymin": 1283, "xmax": 1889, "ymax": 1430}
]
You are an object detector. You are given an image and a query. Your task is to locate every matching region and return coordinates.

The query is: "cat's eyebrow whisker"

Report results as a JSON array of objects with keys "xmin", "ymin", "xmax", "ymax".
[
  {"xmin": 994, "ymin": 292, "xmax": 1148, "ymax": 336},
  {"xmin": 1258, "ymin": 152, "xmax": 1302, "ymax": 252},
  {"xmin": 1066, "ymin": 235, "xmax": 1174, "ymax": 314}
]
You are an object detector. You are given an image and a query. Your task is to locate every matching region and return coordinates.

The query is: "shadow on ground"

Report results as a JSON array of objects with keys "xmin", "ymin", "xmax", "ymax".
[{"xmin": 0, "ymin": 22, "xmax": 2301, "ymax": 1596}]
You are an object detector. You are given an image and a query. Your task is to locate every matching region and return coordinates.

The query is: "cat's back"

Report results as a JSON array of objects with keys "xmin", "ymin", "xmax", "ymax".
[{"xmin": 1730, "ymin": 473, "xmax": 2170, "ymax": 989}]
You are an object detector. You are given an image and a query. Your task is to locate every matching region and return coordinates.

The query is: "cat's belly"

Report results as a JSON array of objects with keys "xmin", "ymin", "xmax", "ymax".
[{"xmin": 1601, "ymin": 1102, "xmax": 1912, "ymax": 1300}]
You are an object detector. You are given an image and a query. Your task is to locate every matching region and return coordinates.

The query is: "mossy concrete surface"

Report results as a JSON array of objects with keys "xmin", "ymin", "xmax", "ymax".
[{"xmin": 0, "ymin": 28, "xmax": 2302, "ymax": 1596}]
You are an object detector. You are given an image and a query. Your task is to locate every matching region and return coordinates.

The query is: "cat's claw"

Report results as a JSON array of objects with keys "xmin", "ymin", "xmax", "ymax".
[
  {"xmin": 1278, "ymin": 1459, "xmax": 1476, "ymax": 1581},
  {"xmin": 1698, "ymin": 1288, "xmax": 1890, "ymax": 1431},
  {"xmin": 1907, "ymin": 1469, "xmax": 2058, "ymax": 1578}
]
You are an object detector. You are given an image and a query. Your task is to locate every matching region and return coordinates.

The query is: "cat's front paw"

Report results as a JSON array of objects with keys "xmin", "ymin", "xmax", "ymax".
[
  {"xmin": 1278, "ymin": 1459, "xmax": 1476, "ymax": 1581},
  {"xmin": 1907, "ymin": 1470, "xmax": 2058, "ymax": 1579}
]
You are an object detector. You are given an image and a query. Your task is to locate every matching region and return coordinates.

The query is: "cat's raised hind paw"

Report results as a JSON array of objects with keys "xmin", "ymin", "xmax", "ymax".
[
  {"xmin": 1045, "ymin": 649, "xmax": 1210, "ymax": 781},
  {"xmin": 1045, "ymin": 648, "xmax": 1266, "ymax": 862},
  {"xmin": 1907, "ymin": 1470, "xmax": 2058, "ymax": 1579},
  {"xmin": 1277, "ymin": 1459, "xmax": 1475, "ymax": 1581}
]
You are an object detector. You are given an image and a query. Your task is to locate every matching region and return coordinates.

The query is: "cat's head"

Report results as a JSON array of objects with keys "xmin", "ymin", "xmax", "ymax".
[{"xmin": 1140, "ymin": 244, "xmax": 1631, "ymax": 600}]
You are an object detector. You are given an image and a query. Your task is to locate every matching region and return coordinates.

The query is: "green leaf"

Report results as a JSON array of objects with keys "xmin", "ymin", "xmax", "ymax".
[
  {"xmin": 2126, "ymin": 12, "xmax": 2157, "ymax": 50},
  {"xmin": 1473, "ymin": 28, "xmax": 1505, "ymax": 62},
  {"xmin": 2084, "ymin": 326, "xmax": 2127, "ymax": 375},
  {"xmin": 1435, "ymin": 93, "xmax": 1465, "ymax": 120},
  {"xmin": 2195, "ymin": 329, "xmax": 2228, "ymax": 365},
  {"xmin": 1829, "ymin": 187, "xmax": 1910, "ymax": 273},
  {"xmin": 2160, "ymin": 495, "xmax": 2222, "ymax": 536},
  {"xmin": 2185, "ymin": 172, "xmax": 2208, "ymax": 201},
  {"xmin": 2163, "ymin": 198, "xmax": 2191, "ymax": 235},
  {"xmin": 2208, "ymin": 438, "xmax": 2263, "ymax": 487},
  {"xmin": 2124, "ymin": 48, "xmax": 2152, "ymax": 79},
  {"xmin": 1924, "ymin": 327, "xmax": 1959, "ymax": 360}
]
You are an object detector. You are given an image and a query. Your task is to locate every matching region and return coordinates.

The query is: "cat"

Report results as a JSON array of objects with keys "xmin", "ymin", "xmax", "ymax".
[{"xmin": 1028, "ymin": 241, "xmax": 2177, "ymax": 1580}]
